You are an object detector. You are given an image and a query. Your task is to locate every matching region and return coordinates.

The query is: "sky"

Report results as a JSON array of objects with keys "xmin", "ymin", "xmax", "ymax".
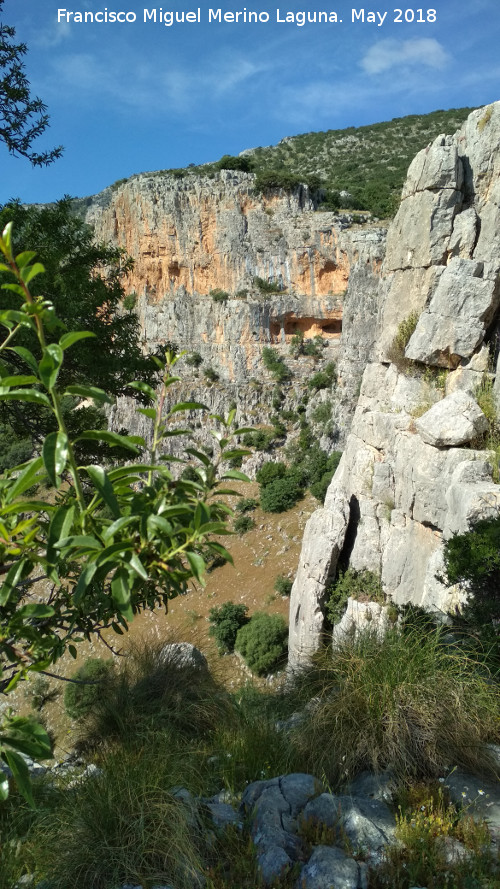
[{"xmin": 2, "ymin": 0, "xmax": 500, "ymax": 204}]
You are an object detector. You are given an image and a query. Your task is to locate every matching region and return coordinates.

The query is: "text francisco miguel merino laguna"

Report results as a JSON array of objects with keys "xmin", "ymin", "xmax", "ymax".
[{"xmin": 57, "ymin": 8, "xmax": 438, "ymax": 26}]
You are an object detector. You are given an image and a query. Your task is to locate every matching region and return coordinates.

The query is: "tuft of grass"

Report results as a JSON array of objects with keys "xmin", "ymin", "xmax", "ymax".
[
  {"xmin": 386, "ymin": 311, "xmax": 420, "ymax": 373},
  {"xmin": 473, "ymin": 374, "xmax": 500, "ymax": 481},
  {"xmin": 36, "ymin": 738, "xmax": 209, "ymax": 889},
  {"xmin": 288, "ymin": 625, "xmax": 500, "ymax": 785},
  {"xmin": 76, "ymin": 640, "xmax": 232, "ymax": 751},
  {"xmin": 478, "ymin": 105, "xmax": 493, "ymax": 132}
]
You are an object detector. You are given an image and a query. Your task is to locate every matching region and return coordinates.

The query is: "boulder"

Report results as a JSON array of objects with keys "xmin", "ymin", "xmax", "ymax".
[
  {"xmin": 157, "ymin": 642, "xmax": 208, "ymax": 671},
  {"xmin": 415, "ymin": 391, "xmax": 488, "ymax": 447},
  {"xmin": 405, "ymin": 259, "xmax": 499, "ymax": 367}
]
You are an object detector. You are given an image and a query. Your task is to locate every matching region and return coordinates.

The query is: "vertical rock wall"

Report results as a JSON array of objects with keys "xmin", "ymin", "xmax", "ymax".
[{"xmin": 289, "ymin": 102, "xmax": 500, "ymax": 671}]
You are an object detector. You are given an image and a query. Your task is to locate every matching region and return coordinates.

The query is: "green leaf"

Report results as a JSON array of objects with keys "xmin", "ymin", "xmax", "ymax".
[
  {"xmin": 136, "ymin": 407, "xmax": 157, "ymax": 420},
  {"xmin": 73, "ymin": 562, "xmax": 98, "ymax": 604},
  {"xmin": 86, "ymin": 465, "xmax": 121, "ymax": 519},
  {"xmin": 6, "ymin": 346, "xmax": 39, "ymax": 374},
  {"xmin": 3, "ymin": 751, "xmax": 33, "ymax": 807},
  {"xmin": 101, "ymin": 516, "xmax": 135, "ymax": 541},
  {"xmin": 208, "ymin": 542, "xmax": 234, "ymax": 565},
  {"xmin": 8, "ymin": 456, "xmax": 44, "ymax": 500},
  {"xmin": 14, "ymin": 251, "xmax": 37, "ymax": 269},
  {"xmin": 38, "ymin": 344, "xmax": 63, "ymax": 390},
  {"xmin": 2, "ymin": 282, "xmax": 26, "ymax": 298},
  {"xmin": 111, "ymin": 622, "xmax": 124, "ymax": 635},
  {"xmin": 18, "ymin": 604, "xmax": 55, "ymax": 619},
  {"xmin": 59, "ymin": 331, "xmax": 96, "ymax": 350},
  {"xmin": 127, "ymin": 551, "xmax": 148, "ymax": 580},
  {"xmin": 68, "ymin": 645, "xmax": 78, "ymax": 659},
  {"xmin": 42, "ymin": 431, "xmax": 69, "ymax": 487},
  {"xmin": 169, "ymin": 401, "xmax": 206, "ymax": 414},
  {"xmin": 111, "ymin": 567, "xmax": 133, "ymax": 621},
  {"xmin": 1, "ymin": 221, "xmax": 13, "ymax": 256},
  {"xmin": 56, "ymin": 535, "xmax": 102, "ymax": 551},
  {"xmin": 0, "ymin": 374, "xmax": 38, "ymax": 387},
  {"xmin": 0, "ymin": 389, "xmax": 51, "ymax": 406},
  {"xmin": 185, "ymin": 448, "xmax": 211, "ymax": 467},
  {"xmin": 185, "ymin": 551, "xmax": 206, "ymax": 583},
  {"xmin": 64, "ymin": 384, "xmax": 114, "ymax": 404},
  {"xmin": 1, "ymin": 716, "xmax": 52, "ymax": 760},
  {"xmin": 94, "ymin": 541, "xmax": 135, "ymax": 567},
  {"xmin": 21, "ymin": 262, "xmax": 45, "ymax": 285},
  {"xmin": 0, "ymin": 310, "xmax": 34, "ymax": 329},
  {"xmin": 76, "ymin": 430, "xmax": 143, "ymax": 453},
  {"xmin": 127, "ymin": 380, "xmax": 156, "ymax": 400},
  {"xmin": 47, "ymin": 504, "xmax": 75, "ymax": 572},
  {"xmin": 221, "ymin": 470, "xmax": 251, "ymax": 482},
  {"xmin": 147, "ymin": 515, "xmax": 173, "ymax": 536},
  {"xmin": 0, "ymin": 559, "xmax": 30, "ymax": 606}
]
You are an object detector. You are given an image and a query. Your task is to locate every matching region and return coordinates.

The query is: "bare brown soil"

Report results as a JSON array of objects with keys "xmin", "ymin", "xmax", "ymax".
[{"xmin": 10, "ymin": 483, "xmax": 317, "ymax": 757}]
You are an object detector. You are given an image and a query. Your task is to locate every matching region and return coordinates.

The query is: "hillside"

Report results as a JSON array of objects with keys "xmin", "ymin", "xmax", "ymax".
[{"xmin": 159, "ymin": 106, "xmax": 475, "ymax": 217}]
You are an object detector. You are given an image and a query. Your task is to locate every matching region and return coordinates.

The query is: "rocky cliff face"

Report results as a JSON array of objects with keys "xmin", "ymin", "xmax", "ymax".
[
  {"xmin": 289, "ymin": 102, "xmax": 500, "ymax": 670},
  {"xmin": 83, "ymin": 169, "xmax": 385, "ymax": 443}
]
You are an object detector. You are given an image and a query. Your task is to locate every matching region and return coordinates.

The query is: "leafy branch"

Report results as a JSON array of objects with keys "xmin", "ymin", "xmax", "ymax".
[{"xmin": 0, "ymin": 222, "xmax": 252, "ymax": 802}]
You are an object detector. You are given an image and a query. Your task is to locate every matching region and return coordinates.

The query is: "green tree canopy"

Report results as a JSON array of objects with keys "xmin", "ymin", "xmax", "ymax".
[
  {"xmin": 0, "ymin": 0, "xmax": 62, "ymax": 165},
  {"xmin": 0, "ymin": 199, "xmax": 161, "ymax": 463}
]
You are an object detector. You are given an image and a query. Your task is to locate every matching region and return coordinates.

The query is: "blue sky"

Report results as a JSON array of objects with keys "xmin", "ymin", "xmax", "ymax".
[{"xmin": 2, "ymin": 0, "xmax": 500, "ymax": 204}]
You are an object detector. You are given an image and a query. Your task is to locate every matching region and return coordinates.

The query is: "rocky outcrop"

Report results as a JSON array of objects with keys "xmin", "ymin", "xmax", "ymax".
[
  {"xmin": 81, "ymin": 171, "xmax": 385, "ymax": 454},
  {"xmin": 83, "ymin": 172, "xmax": 384, "ymax": 389},
  {"xmin": 289, "ymin": 102, "xmax": 500, "ymax": 669}
]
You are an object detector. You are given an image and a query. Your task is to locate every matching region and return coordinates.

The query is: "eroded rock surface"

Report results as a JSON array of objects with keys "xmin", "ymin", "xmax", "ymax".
[{"xmin": 289, "ymin": 102, "xmax": 500, "ymax": 668}]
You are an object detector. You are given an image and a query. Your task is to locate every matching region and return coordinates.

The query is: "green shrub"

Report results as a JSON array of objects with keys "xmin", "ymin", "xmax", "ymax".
[
  {"xmin": 442, "ymin": 516, "xmax": 500, "ymax": 668},
  {"xmin": 308, "ymin": 361, "xmax": 336, "ymax": 391},
  {"xmin": 289, "ymin": 626, "xmax": 500, "ymax": 784},
  {"xmin": 185, "ymin": 351, "xmax": 203, "ymax": 368},
  {"xmin": 235, "ymin": 497, "xmax": 258, "ymax": 514},
  {"xmin": 233, "ymin": 514, "xmax": 255, "ymax": 535},
  {"xmin": 326, "ymin": 568, "xmax": 384, "ymax": 625},
  {"xmin": 253, "ymin": 276, "xmax": 283, "ymax": 295},
  {"xmin": 289, "ymin": 331, "xmax": 305, "ymax": 358},
  {"xmin": 209, "ymin": 602, "xmax": 249, "ymax": 654},
  {"xmin": 309, "ymin": 469, "xmax": 335, "ymax": 503},
  {"xmin": 203, "ymin": 366, "xmax": 219, "ymax": 382},
  {"xmin": 254, "ymin": 170, "xmax": 303, "ymax": 192},
  {"xmin": 255, "ymin": 460, "xmax": 287, "ymax": 487},
  {"xmin": 274, "ymin": 575, "xmax": 293, "ymax": 596},
  {"xmin": 303, "ymin": 337, "xmax": 325, "ymax": 358},
  {"xmin": 311, "ymin": 401, "xmax": 332, "ymax": 425},
  {"xmin": 262, "ymin": 346, "xmax": 291, "ymax": 383},
  {"xmin": 235, "ymin": 612, "xmax": 288, "ymax": 675},
  {"xmin": 210, "ymin": 288, "xmax": 229, "ymax": 303},
  {"xmin": 64, "ymin": 658, "xmax": 114, "ymax": 721},
  {"xmin": 216, "ymin": 154, "xmax": 253, "ymax": 172},
  {"xmin": 122, "ymin": 291, "xmax": 137, "ymax": 312},
  {"xmin": 260, "ymin": 474, "xmax": 303, "ymax": 512},
  {"xmin": 242, "ymin": 428, "xmax": 275, "ymax": 451}
]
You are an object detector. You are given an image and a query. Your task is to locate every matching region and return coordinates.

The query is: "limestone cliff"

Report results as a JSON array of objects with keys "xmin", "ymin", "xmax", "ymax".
[
  {"xmin": 82, "ymin": 169, "xmax": 384, "ymax": 442},
  {"xmin": 289, "ymin": 102, "xmax": 500, "ymax": 670}
]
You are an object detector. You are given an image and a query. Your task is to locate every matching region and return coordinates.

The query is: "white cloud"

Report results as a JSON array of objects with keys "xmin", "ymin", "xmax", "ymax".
[
  {"xmin": 44, "ymin": 49, "xmax": 271, "ymax": 117},
  {"xmin": 361, "ymin": 39, "xmax": 450, "ymax": 75},
  {"xmin": 32, "ymin": 19, "xmax": 72, "ymax": 48}
]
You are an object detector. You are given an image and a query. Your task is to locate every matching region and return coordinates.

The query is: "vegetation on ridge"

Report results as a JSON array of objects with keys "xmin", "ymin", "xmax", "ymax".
[{"xmin": 150, "ymin": 106, "xmax": 475, "ymax": 218}]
